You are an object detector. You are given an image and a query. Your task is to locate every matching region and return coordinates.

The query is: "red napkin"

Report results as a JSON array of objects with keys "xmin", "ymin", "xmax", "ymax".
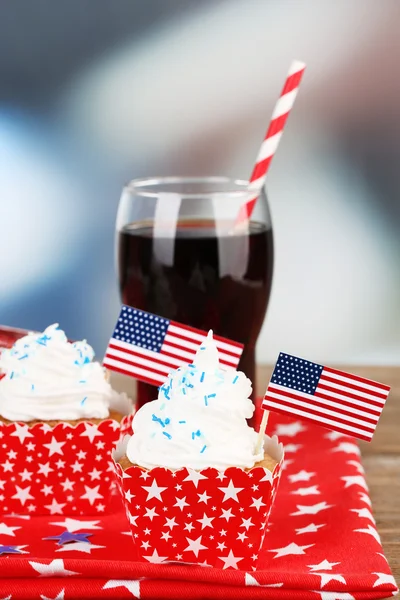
[{"xmin": 0, "ymin": 412, "xmax": 397, "ymax": 599}]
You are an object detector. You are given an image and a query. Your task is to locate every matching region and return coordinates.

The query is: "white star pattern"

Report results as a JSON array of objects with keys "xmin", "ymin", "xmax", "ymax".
[
  {"xmin": 218, "ymin": 480, "xmax": 243, "ymax": 503},
  {"xmin": 103, "ymin": 580, "xmax": 140, "ymax": 598},
  {"xmin": 10, "ymin": 424, "xmax": 34, "ymax": 443},
  {"xmin": 44, "ymin": 499, "xmax": 66, "ymax": 515},
  {"xmin": 325, "ymin": 430, "xmax": 347, "ymax": 441},
  {"xmin": 142, "ymin": 479, "xmax": 167, "ymax": 502},
  {"xmin": 174, "ymin": 496, "xmax": 189, "ymax": 511},
  {"xmin": 12, "ymin": 485, "xmax": 34, "ymax": 506},
  {"xmin": 144, "ymin": 507, "xmax": 158, "ymax": 521},
  {"xmin": 38, "ymin": 463, "xmax": 54, "ymax": 477},
  {"xmin": 341, "ymin": 475, "xmax": 369, "ymax": 491},
  {"xmin": 354, "ymin": 524, "xmax": 381, "ymax": 543},
  {"xmin": 164, "ymin": 517, "xmax": 178, "ymax": 530},
  {"xmin": 274, "ymin": 422, "xmax": 306, "ymax": 437},
  {"xmin": 269, "ymin": 542, "xmax": 314, "ymax": 558},
  {"xmin": 372, "ymin": 572, "xmax": 397, "ymax": 587},
  {"xmin": 332, "ymin": 442, "xmax": 360, "ymax": 456},
  {"xmin": 291, "ymin": 485, "xmax": 320, "ymax": 496},
  {"xmin": 40, "ymin": 591, "xmax": 65, "ymax": 600},
  {"xmin": 0, "ymin": 523, "xmax": 21, "ymax": 536},
  {"xmin": 56, "ymin": 542, "xmax": 105, "ymax": 554},
  {"xmin": 43, "ymin": 437, "xmax": 65, "ymax": 457},
  {"xmin": 315, "ymin": 573, "xmax": 347, "ymax": 587},
  {"xmin": 291, "ymin": 502, "xmax": 333, "ymax": 516},
  {"xmin": 308, "ymin": 560, "xmax": 340, "ymax": 571},
  {"xmin": 80, "ymin": 485, "xmax": 103, "ymax": 505},
  {"xmin": 350, "ymin": 508, "xmax": 375, "ymax": 523},
  {"xmin": 295, "ymin": 523, "xmax": 326, "ymax": 535},
  {"xmin": 218, "ymin": 549, "xmax": 243, "ymax": 570},
  {"xmin": 220, "ymin": 508, "xmax": 234, "ymax": 521},
  {"xmin": 318, "ymin": 593, "xmax": 355, "ymax": 600},
  {"xmin": 196, "ymin": 514, "xmax": 214, "ymax": 530},
  {"xmin": 29, "ymin": 559, "xmax": 80, "ymax": 577},
  {"xmin": 240, "ymin": 518, "xmax": 254, "ymax": 531},
  {"xmin": 197, "ymin": 491, "xmax": 211, "ymax": 504},
  {"xmin": 288, "ymin": 470, "xmax": 316, "ymax": 483},
  {"xmin": 142, "ymin": 549, "xmax": 167, "ymax": 563},
  {"xmin": 250, "ymin": 497, "xmax": 266, "ymax": 511},
  {"xmin": 80, "ymin": 423, "xmax": 103, "ymax": 444},
  {"xmin": 183, "ymin": 469, "xmax": 207, "ymax": 487},
  {"xmin": 50, "ymin": 518, "xmax": 101, "ymax": 532},
  {"xmin": 184, "ymin": 535, "xmax": 207, "ymax": 557}
]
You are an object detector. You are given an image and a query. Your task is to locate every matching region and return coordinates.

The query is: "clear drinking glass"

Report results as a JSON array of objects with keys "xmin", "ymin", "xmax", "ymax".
[{"xmin": 115, "ymin": 176, "xmax": 273, "ymax": 420}]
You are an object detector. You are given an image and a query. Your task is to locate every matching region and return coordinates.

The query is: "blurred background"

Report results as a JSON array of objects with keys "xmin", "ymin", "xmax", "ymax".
[{"xmin": 1, "ymin": 0, "xmax": 399, "ymax": 365}]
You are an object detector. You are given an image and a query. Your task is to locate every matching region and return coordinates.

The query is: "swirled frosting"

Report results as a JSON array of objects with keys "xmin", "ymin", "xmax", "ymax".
[
  {"xmin": 0, "ymin": 324, "xmax": 126, "ymax": 421},
  {"xmin": 127, "ymin": 331, "xmax": 262, "ymax": 470}
]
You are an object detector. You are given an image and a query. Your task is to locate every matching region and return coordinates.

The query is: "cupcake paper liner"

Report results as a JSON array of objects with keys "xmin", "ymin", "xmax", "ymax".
[
  {"xmin": 0, "ymin": 416, "xmax": 132, "ymax": 516},
  {"xmin": 112, "ymin": 435, "xmax": 284, "ymax": 571}
]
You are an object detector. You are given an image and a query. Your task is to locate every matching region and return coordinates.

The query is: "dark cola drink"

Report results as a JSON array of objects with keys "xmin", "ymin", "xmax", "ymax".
[{"xmin": 117, "ymin": 219, "xmax": 273, "ymax": 411}]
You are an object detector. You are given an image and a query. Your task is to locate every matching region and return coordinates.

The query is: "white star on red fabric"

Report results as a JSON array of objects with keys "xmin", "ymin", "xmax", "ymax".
[
  {"xmin": 50, "ymin": 518, "xmax": 101, "ymax": 533},
  {"xmin": 20, "ymin": 468, "xmax": 33, "ymax": 482},
  {"xmin": 164, "ymin": 516, "xmax": 178, "ymax": 530},
  {"xmin": 0, "ymin": 523, "xmax": 21, "ymax": 536},
  {"xmin": 288, "ymin": 470, "xmax": 315, "ymax": 483},
  {"xmin": 372, "ymin": 572, "xmax": 397, "ymax": 587},
  {"xmin": 359, "ymin": 492, "xmax": 372, "ymax": 507},
  {"xmin": 245, "ymin": 573, "xmax": 284, "ymax": 587},
  {"xmin": 332, "ymin": 442, "xmax": 360, "ymax": 455},
  {"xmin": 292, "ymin": 485, "xmax": 320, "ymax": 496},
  {"xmin": 284, "ymin": 444, "xmax": 302, "ymax": 453},
  {"xmin": 38, "ymin": 463, "xmax": 54, "ymax": 477},
  {"xmin": 318, "ymin": 593, "xmax": 355, "ymax": 600},
  {"xmin": 125, "ymin": 490, "xmax": 134, "ymax": 503},
  {"xmin": 220, "ymin": 508, "xmax": 234, "ymax": 521},
  {"xmin": 142, "ymin": 479, "xmax": 167, "ymax": 502},
  {"xmin": 183, "ymin": 469, "xmax": 207, "ymax": 487},
  {"xmin": 315, "ymin": 573, "xmax": 347, "ymax": 587},
  {"xmin": 250, "ymin": 497, "xmax": 266, "ymax": 510},
  {"xmin": 10, "ymin": 423, "xmax": 34, "ymax": 443},
  {"xmin": 308, "ymin": 559, "xmax": 340, "ymax": 571},
  {"xmin": 40, "ymin": 590, "xmax": 65, "ymax": 600},
  {"xmin": 218, "ymin": 480, "xmax": 244, "ymax": 503},
  {"xmin": 80, "ymin": 423, "xmax": 103, "ymax": 443},
  {"xmin": 144, "ymin": 507, "xmax": 158, "ymax": 521},
  {"xmin": 325, "ymin": 430, "xmax": 347, "ymax": 441},
  {"xmin": 237, "ymin": 532, "xmax": 248, "ymax": 542},
  {"xmin": 12, "ymin": 485, "xmax": 34, "ymax": 506},
  {"xmin": 29, "ymin": 559, "xmax": 80, "ymax": 577},
  {"xmin": 295, "ymin": 522, "xmax": 326, "ymax": 535},
  {"xmin": 161, "ymin": 531, "xmax": 171, "ymax": 541},
  {"xmin": 269, "ymin": 542, "xmax": 314, "ymax": 558},
  {"xmin": 197, "ymin": 491, "xmax": 211, "ymax": 504},
  {"xmin": 274, "ymin": 422, "xmax": 306, "ymax": 437},
  {"xmin": 341, "ymin": 475, "xmax": 368, "ymax": 491},
  {"xmin": 80, "ymin": 485, "xmax": 103, "ymax": 505},
  {"xmin": 347, "ymin": 459, "xmax": 364, "ymax": 474},
  {"xmin": 88, "ymin": 468, "xmax": 102, "ymax": 481},
  {"xmin": 354, "ymin": 524, "xmax": 381, "ymax": 543},
  {"xmin": 291, "ymin": 501, "xmax": 333, "ymax": 516},
  {"xmin": 44, "ymin": 499, "xmax": 66, "ymax": 515},
  {"xmin": 350, "ymin": 508, "xmax": 375, "ymax": 523},
  {"xmin": 174, "ymin": 496, "xmax": 189, "ymax": 511},
  {"xmin": 240, "ymin": 518, "xmax": 254, "ymax": 531},
  {"xmin": 184, "ymin": 522, "xmax": 194, "ymax": 532},
  {"xmin": 184, "ymin": 535, "xmax": 207, "ymax": 557},
  {"xmin": 142, "ymin": 548, "xmax": 167, "ymax": 563},
  {"xmin": 43, "ymin": 437, "xmax": 65, "ymax": 457},
  {"xmin": 197, "ymin": 513, "xmax": 214, "ymax": 529},
  {"xmin": 129, "ymin": 514, "xmax": 139, "ymax": 527},
  {"xmin": 56, "ymin": 541, "xmax": 105, "ymax": 554},
  {"xmin": 219, "ymin": 549, "xmax": 243, "ymax": 570},
  {"xmin": 103, "ymin": 579, "xmax": 140, "ymax": 598}
]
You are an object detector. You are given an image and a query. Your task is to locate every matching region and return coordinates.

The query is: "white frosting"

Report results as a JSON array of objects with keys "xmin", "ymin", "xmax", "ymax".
[
  {"xmin": 127, "ymin": 331, "xmax": 263, "ymax": 470},
  {"xmin": 0, "ymin": 324, "xmax": 126, "ymax": 421}
]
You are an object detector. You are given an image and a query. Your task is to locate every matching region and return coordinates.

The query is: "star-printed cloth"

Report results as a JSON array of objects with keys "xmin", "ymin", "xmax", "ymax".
[{"xmin": 0, "ymin": 412, "xmax": 397, "ymax": 599}]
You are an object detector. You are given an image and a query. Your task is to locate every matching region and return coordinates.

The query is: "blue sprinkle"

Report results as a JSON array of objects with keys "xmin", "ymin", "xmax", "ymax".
[
  {"xmin": 162, "ymin": 431, "xmax": 172, "ymax": 439},
  {"xmin": 164, "ymin": 418, "xmax": 170, "ymax": 425},
  {"xmin": 207, "ymin": 393, "xmax": 216, "ymax": 398},
  {"xmin": 80, "ymin": 397, "xmax": 88, "ymax": 406},
  {"xmin": 191, "ymin": 432, "xmax": 195, "ymax": 440},
  {"xmin": 10, "ymin": 372, "xmax": 14, "ymax": 379},
  {"xmin": 233, "ymin": 375, "xmax": 239, "ymax": 383},
  {"xmin": 200, "ymin": 346, "xmax": 206, "ymax": 350},
  {"xmin": 188, "ymin": 363, "xmax": 195, "ymax": 367},
  {"xmin": 31, "ymin": 384, "xmax": 35, "ymax": 391},
  {"xmin": 200, "ymin": 445, "xmax": 207, "ymax": 453},
  {"xmin": 204, "ymin": 395, "xmax": 208, "ymax": 406},
  {"xmin": 200, "ymin": 372, "xmax": 205, "ymax": 382},
  {"xmin": 79, "ymin": 379, "xmax": 86, "ymax": 384},
  {"xmin": 186, "ymin": 383, "xmax": 194, "ymax": 388},
  {"xmin": 159, "ymin": 403, "xmax": 166, "ymax": 411},
  {"xmin": 182, "ymin": 388, "xmax": 186, "ymax": 395},
  {"xmin": 195, "ymin": 429, "xmax": 201, "ymax": 437},
  {"xmin": 18, "ymin": 354, "xmax": 28, "ymax": 360},
  {"xmin": 152, "ymin": 414, "xmax": 165, "ymax": 427},
  {"xmin": 179, "ymin": 420, "xmax": 186, "ymax": 424}
]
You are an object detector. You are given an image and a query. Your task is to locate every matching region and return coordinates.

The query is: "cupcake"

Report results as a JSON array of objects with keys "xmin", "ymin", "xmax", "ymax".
[
  {"xmin": 0, "ymin": 324, "xmax": 132, "ymax": 516},
  {"xmin": 113, "ymin": 331, "xmax": 283, "ymax": 570}
]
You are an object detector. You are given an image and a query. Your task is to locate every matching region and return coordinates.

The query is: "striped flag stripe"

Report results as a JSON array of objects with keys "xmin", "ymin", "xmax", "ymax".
[
  {"xmin": 313, "ymin": 390, "xmax": 382, "ymax": 418},
  {"xmin": 164, "ymin": 332, "xmax": 240, "ymax": 360},
  {"xmin": 169, "ymin": 322, "xmax": 243, "ymax": 351},
  {"xmin": 105, "ymin": 347, "xmax": 172, "ymax": 375},
  {"xmin": 266, "ymin": 389, "xmax": 376, "ymax": 431},
  {"xmin": 320, "ymin": 373, "xmax": 388, "ymax": 399},
  {"xmin": 317, "ymin": 382, "xmax": 387, "ymax": 406},
  {"xmin": 268, "ymin": 384, "xmax": 381, "ymax": 422},
  {"xmin": 323, "ymin": 366, "xmax": 390, "ymax": 391},
  {"xmin": 264, "ymin": 400, "xmax": 374, "ymax": 440},
  {"xmin": 108, "ymin": 340, "xmax": 184, "ymax": 369},
  {"xmin": 103, "ymin": 361, "xmax": 165, "ymax": 387},
  {"xmin": 103, "ymin": 356, "xmax": 166, "ymax": 385}
]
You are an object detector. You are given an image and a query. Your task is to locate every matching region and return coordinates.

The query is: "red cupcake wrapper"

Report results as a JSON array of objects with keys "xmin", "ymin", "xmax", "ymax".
[
  {"xmin": 0, "ymin": 416, "xmax": 132, "ymax": 516},
  {"xmin": 112, "ymin": 436, "xmax": 284, "ymax": 571}
]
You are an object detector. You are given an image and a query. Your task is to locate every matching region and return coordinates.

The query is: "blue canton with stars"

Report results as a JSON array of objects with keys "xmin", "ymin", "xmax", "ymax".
[
  {"xmin": 271, "ymin": 353, "xmax": 324, "ymax": 395},
  {"xmin": 112, "ymin": 306, "xmax": 170, "ymax": 353}
]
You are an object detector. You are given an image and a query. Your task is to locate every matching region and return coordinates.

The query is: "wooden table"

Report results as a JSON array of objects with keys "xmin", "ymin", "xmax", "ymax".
[{"xmin": 257, "ymin": 365, "xmax": 400, "ymax": 588}]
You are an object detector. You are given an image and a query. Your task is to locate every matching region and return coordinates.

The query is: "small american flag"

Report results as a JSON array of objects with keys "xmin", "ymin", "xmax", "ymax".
[
  {"xmin": 103, "ymin": 305, "xmax": 244, "ymax": 386},
  {"xmin": 262, "ymin": 353, "xmax": 390, "ymax": 441}
]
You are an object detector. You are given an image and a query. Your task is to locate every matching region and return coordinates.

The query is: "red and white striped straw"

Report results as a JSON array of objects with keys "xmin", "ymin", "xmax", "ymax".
[{"xmin": 236, "ymin": 60, "xmax": 306, "ymax": 224}]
